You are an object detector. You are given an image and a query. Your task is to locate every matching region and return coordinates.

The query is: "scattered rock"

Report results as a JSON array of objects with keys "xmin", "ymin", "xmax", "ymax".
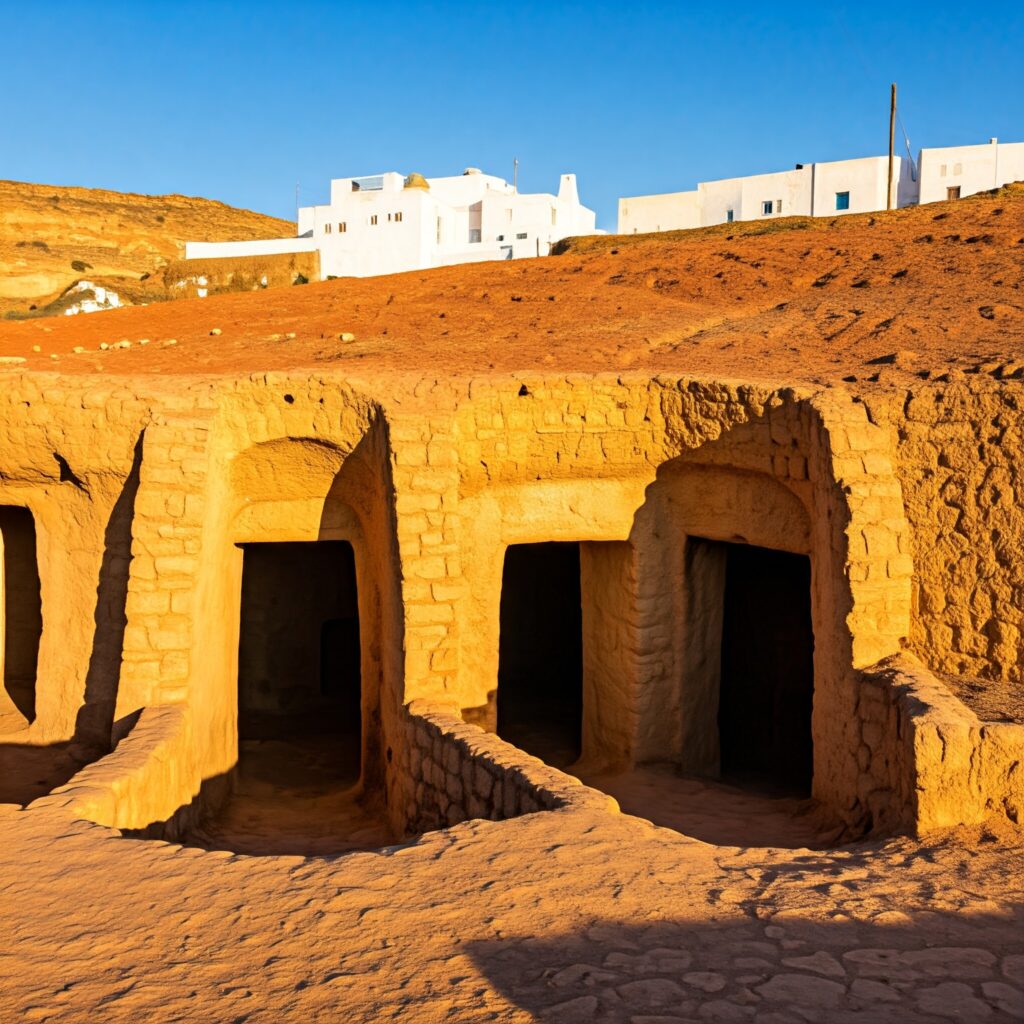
[
  {"xmin": 981, "ymin": 981, "xmax": 1024, "ymax": 1016},
  {"xmin": 617, "ymin": 978, "xmax": 687, "ymax": 1005},
  {"xmin": 682, "ymin": 971, "xmax": 726, "ymax": 992},
  {"xmin": 209, "ymin": 327, "xmax": 222, "ymax": 336},
  {"xmin": 0, "ymin": 355, "xmax": 26, "ymax": 365},
  {"xmin": 757, "ymin": 973, "xmax": 846, "ymax": 1008},
  {"xmin": 339, "ymin": 332, "xmax": 356, "ymax": 342},
  {"xmin": 916, "ymin": 981, "xmax": 992, "ymax": 1019},
  {"xmin": 780, "ymin": 951, "xmax": 845, "ymax": 978}
]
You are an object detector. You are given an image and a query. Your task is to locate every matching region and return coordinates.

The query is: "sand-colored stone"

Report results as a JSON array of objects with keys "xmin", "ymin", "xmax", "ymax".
[{"xmin": 0, "ymin": 183, "xmax": 1022, "ymax": 1021}]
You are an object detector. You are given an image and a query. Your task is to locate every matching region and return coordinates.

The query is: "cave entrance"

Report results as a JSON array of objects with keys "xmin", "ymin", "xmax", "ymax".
[
  {"xmin": 0, "ymin": 507, "xmax": 42, "ymax": 729},
  {"xmin": 497, "ymin": 542, "xmax": 583, "ymax": 768},
  {"xmin": 236, "ymin": 540, "xmax": 362, "ymax": 783},
  {"xmin": 714, "ymin": 540, "xmax": 814, "ymax": 795}
]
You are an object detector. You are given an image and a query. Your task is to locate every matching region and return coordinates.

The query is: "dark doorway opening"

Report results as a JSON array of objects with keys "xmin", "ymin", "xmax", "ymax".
[
  {"xmin": 497, "ymin": 542, "xmax": 583, "ymax": 768},
  {"xmin": 718, "ymin": 542, "xmax": 814, "ymax": 795},
  {"xmin": 237, "ymin": 540, "xmax": 361, "ymax": 776},
  {"xmin": 1, "ymin": 507, "xmax": 42, "ymax": 728}
]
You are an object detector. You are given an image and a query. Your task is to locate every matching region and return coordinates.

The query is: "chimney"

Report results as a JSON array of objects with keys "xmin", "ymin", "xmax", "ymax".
[
  {"xmin": 990, "ymin": 138, "xmax": 998, "ymax": 145},
  {"xmin": 558, "ymin": 174, "xmax": 579, "ymax": 205}
]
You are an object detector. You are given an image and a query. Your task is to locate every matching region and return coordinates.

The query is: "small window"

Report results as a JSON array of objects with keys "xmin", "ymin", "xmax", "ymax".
[
  {"xmin": 395, "ymin": 211, "xmax": 403, "ymax": 223},
  {"xmin": 324, "ymin": 223, "xmax": 332, "ymax": 234},
  {"xmin": 516, "ymin": 232, "xmax": 527, "ymax": 240},
  {"xmin": 761, "ymin": 200, "xmax": 773, "ymax": 216},
  {"xmin": 469, "ymin": 228, "xmax": 482, "ymax": 243},
  {"xmin": 947, "ymin": 186, "xmax": 961, "ymax": 201},
  {"xmin": 338, "ymin": 222, "xmax": 346, "ymax": 233},
  {"xmin": 940, "ymin": 164, "xmax": 948, "ymax": 177},
  {"xmin": 954, "ymin": 163, "xmax": 963, "ymax": 175},
  {"xmin": 551, "ymin": 209, "xmax": 557, "ymax": 226},
  {"xmin": 726, "ymin": 209, "xmax": 734, "ymax": 223},
  {"xmin": 497, "ymin": 234, "xmax": 505, "ymax": 241},
  {"xmin": 370, "ymin": 215, "xmax": 378, "ymax": 226},
  {"xmin": 775, "ymin": 199, "xmax": 782, "ymax": 214},
  {"xmin": 835, "ymin": 191, "xmax": 850, "ymax": 211},
  {"xmin": 437, "ymin": 217, "xmax": 442, "ymax": 244},
  {"xmin": 387, "ymin": 213, "xmax": 392, "ymax": 222}
]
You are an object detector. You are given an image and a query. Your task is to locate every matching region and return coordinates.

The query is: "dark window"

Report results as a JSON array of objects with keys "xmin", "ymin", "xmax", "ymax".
[
  {"xmin": 762, "ymin": 200, "xmax": 773, "ymax": 216},
  {"xmin": 516, "ymin": 232, "xmax": 528, "ymax": 240},
  {"xmin": 835, "ymin": 191, "xmax": 851, "ymax": 211},
  {"xmin": 726, "ymin": 209, "xmax": 734, "ymax": 223},
  {"xmin": 947, "ymin": 186, "xmax": 961, "ymax": 201}
]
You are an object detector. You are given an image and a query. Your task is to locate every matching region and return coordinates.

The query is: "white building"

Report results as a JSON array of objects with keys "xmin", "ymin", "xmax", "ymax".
[
  {"xmin": 186, "ymin": 168, "xmax": 597, "ymax": 279},
  {"xmin": 618, "ymin": 137, "xmax": 1024, "ymax": 234}
]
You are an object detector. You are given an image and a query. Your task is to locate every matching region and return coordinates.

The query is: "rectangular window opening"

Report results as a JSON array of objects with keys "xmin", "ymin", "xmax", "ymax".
[{"xmin": 835, "ymin": 191, "xmax": 850, "ymax": 211}]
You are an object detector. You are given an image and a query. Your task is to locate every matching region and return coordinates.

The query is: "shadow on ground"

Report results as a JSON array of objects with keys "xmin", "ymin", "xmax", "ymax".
[{"xmin": 468, "ymin": 906, "xmax": 1024, "ymax": 1023}]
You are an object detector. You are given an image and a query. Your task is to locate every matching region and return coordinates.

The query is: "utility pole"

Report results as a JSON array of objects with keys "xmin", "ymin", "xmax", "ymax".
[
  {"xmin": 513, "ymin": 158, "xmax": 518, "ymax": 193},
  {"xmin": 887, "ymin": 83, "xmax": 896, "ymax": 211}
]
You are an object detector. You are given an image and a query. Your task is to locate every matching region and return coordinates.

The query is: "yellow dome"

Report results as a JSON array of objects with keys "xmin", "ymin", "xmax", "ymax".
[{"xmin": 404, "ymin": 173, "xmax": 430, "ymax": 191}]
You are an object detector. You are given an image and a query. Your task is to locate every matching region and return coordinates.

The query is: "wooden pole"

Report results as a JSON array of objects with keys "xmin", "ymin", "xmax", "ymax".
[{"xmin": 887, "ymin": 83, "xmax": 896, "ymax": 211}]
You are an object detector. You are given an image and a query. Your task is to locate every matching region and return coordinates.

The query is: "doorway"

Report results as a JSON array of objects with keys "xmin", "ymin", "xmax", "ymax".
[
  {"xmin": 0, "ymin": 507, "xmax": 42, "ymax": 728},
  {"xmin": 717, "ymin": 542, "xmax": 814, "ymax": 795},
  {"xmin": 236, "ymin": 540, "xmax": 361, "ymax": 774},
  {"xmin": 497, "ymin": 542, "xmax": 583, "ymax": 768}
]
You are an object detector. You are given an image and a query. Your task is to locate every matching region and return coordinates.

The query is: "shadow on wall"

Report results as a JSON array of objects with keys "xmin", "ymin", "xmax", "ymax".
[
  {"xmin": 0, "ymin": 435, "xmax": 142, "ymax": 806},
  {"xmin": 76, "ymin": 433, "xmax": 144, "ymax": 748},
  {"xmin": 466, "ymin": 906, "xmax": 1024, "ymax": 1021}
]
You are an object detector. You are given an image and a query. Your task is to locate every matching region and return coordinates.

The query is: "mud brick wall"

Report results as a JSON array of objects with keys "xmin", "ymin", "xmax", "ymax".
[{"xmin": 391, "ymin": 699, "xmax": 616, "ymax": 836}]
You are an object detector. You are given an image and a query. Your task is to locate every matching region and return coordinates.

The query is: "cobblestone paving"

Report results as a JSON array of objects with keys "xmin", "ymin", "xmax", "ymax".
[{"xmin": 0, "ymin": 794, "xmax": 1021, "ymax": 1022}]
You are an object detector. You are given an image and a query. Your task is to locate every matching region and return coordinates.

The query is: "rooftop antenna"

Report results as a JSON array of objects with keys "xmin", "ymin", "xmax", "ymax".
[
  {"xmin": 887, "ymin": 83, "xmax": 896, "ymax": 211},
  {"xmin": 513, "ymin": 158, "xmax": 518, "ymax": 193}
]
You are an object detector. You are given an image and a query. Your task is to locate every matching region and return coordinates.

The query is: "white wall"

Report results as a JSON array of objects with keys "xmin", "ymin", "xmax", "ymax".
[
  {"xmin": 918, "ymin": 140, "xmax": 1024, "ymax": 205},
  {"xmin": 184, "ymin": 237, "xmax": 318, "ymax": 260},
  {"xmin": 618, "ymin": 190, "xmax": 702, "ymax": 233}
]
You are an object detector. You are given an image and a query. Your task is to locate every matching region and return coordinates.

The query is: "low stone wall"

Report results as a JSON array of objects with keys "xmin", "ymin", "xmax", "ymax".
[
  {"xmin": 857, "ymin": 653, "xmax": 1024, "ymax": 835},
  {"xmin": 30, "ymin": 705, "xmax": 214, "ymax": 835},
  {"xmin": 391, "ymin": 699, "xmax": 618, "ymax": 835}
]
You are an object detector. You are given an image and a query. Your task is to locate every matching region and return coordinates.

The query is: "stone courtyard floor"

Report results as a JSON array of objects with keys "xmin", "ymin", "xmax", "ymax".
[{"xmin": 0, "ymin": 788, "xmax": 1021, "ymax": 1022}]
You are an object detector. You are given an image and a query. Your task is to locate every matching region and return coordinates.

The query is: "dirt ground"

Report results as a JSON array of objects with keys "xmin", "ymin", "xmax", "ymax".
[
  {"xmin": 0, "ymin": 801, "xmax": 1021, "ymax": 1023},
  {"xmin": 0, "ymin": 184, "xmax": 1021, "ymax": 391}
]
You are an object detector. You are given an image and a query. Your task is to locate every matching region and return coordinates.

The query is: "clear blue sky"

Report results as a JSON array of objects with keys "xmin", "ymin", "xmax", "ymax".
[{"xmin": 4, "ymin": 1, "xmax": 1022, "ymax": 230}]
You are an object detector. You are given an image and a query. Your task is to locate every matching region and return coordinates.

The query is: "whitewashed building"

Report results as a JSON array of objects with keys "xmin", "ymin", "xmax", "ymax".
[
  {"xmin": 186, "ymin": 168, "xmax": 597, "ymax": 279},
  {"xmin": 618, "ymin": 137, "xmax": 1024, "ymax": 234}
]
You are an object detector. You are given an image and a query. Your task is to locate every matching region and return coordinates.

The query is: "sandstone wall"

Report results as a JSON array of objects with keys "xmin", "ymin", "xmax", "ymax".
[
  {"xmin": 0, "ymin": 367, "xmax": 1013, "ymax": 839},
  {"xmin": 878, "ymin": 380, "xmax": 1024, "ymax": 687}
]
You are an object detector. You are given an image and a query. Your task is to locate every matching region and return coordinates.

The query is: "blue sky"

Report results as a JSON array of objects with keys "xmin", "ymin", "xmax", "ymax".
[{"xmin": 4, "ymin": 1, "xmax": 1022, "ymax": 230}]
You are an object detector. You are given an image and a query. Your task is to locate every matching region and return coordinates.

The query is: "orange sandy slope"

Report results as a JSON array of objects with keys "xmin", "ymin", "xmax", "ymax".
[{"xmin": 1, "ymin": 184, "xmax": 1022, "ymax": 386}]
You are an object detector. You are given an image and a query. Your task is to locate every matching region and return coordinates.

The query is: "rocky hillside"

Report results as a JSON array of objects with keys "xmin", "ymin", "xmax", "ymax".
[{"xmin": 0, "ymin": 180, "xmax": 294, "ymax": 317}]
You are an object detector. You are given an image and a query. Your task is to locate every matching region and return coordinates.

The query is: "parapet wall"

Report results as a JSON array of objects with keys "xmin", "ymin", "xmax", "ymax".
[
  {"xmin": 391, "ymin": 699, "xmax": 617, "ymax": 836},
  {"xmin": 857, "ymin": 654, "xmax": 1024, "ymax": 833}
]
